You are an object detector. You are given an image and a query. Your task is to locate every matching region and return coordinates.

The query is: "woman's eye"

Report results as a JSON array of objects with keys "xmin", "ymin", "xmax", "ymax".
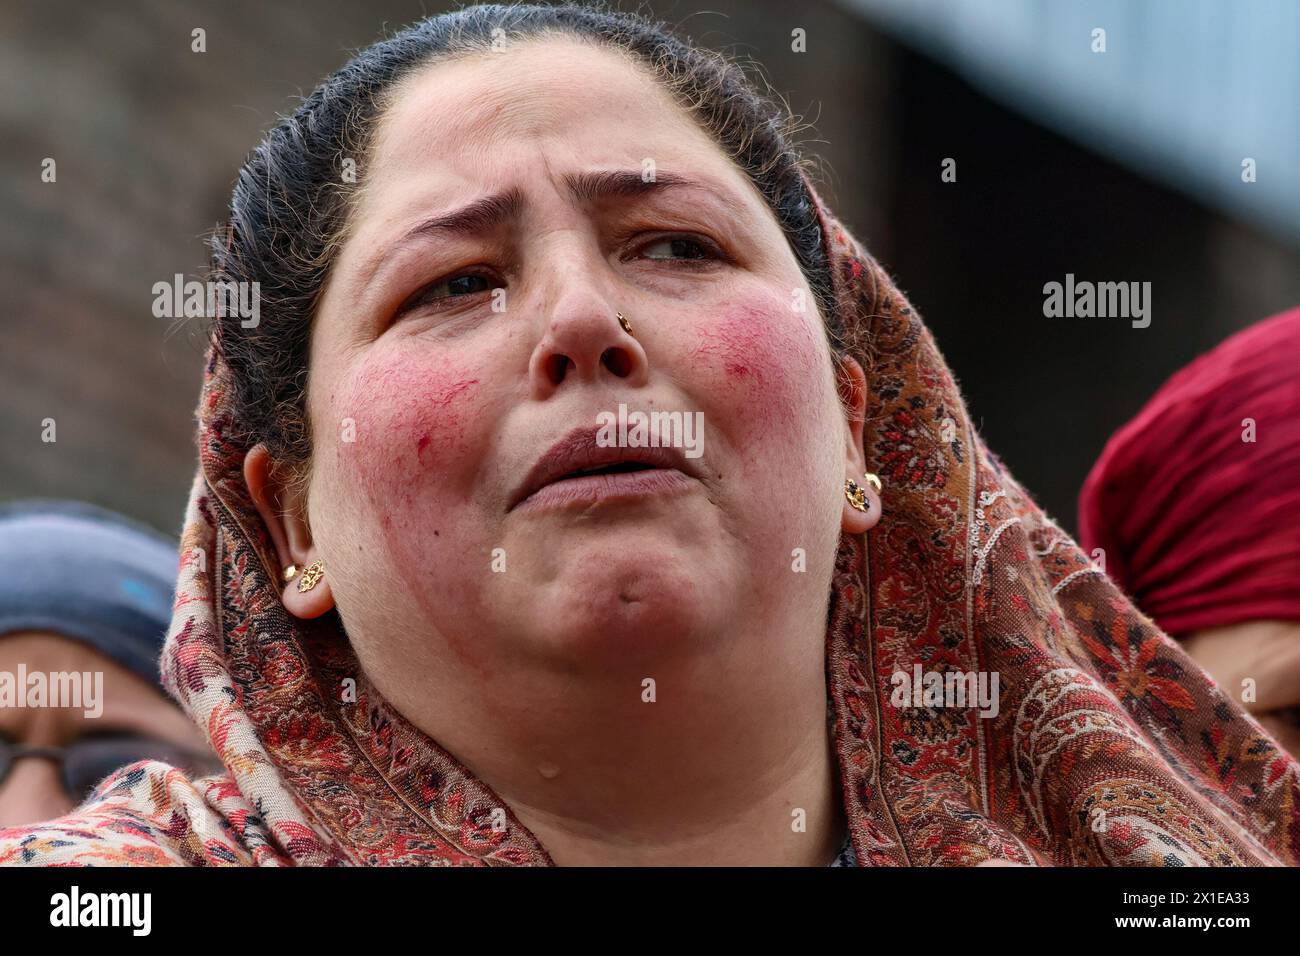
[
  {"xmin": 637, "ymin": 236, "xmax": 718, "ymax": 262},
  {"xmin": 441, "ymin": 274, "xmax": 491, "ymax": 296},
  {"xmin": 399, "ymin": 272, "xmax": 495, "ymax": 316},
  {"xmin": 396, "ymin": 237, "xmax": 719, "ymax": 321}
]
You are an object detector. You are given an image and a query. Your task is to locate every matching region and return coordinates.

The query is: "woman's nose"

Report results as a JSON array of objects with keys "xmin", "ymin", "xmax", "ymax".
[
  {"xmin": 528, "ymin": 300, "xmax": 650, "ymax": 398},
  {"xmin": 0, "ymin": 758, "xmax": 75, "ymax": 829}
]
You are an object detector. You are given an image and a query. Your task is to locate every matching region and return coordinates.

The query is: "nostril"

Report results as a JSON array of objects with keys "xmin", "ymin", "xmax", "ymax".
[
  {"xmin": 543, "ymin": 353, "xmax": 571, "ymax": 385},
  {"xmin": 602, "ymin": 347, "xmax": 633, "ymax": 377}
]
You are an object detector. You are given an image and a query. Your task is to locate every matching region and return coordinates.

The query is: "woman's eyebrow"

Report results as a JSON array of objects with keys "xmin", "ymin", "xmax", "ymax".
[{"xmin": 357, "ymin": 169, "xmax": 747, "ymax": 286}]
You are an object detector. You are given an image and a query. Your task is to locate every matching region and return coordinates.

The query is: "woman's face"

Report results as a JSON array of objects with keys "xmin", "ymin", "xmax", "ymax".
[{"xmin": 277, "ymin": 39, "xmax": 867, "ymax": 685}]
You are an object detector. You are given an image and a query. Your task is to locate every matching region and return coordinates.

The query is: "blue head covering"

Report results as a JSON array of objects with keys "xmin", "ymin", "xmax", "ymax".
[{"xmin": 0, "ymin": 500, "xmax": 178, "ymax": 686}]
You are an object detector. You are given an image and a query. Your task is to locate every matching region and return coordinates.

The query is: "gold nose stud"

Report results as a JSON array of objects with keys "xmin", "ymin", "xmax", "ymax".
[{"xmin": 616, "ymin": 311, "xmax": 633, "ymax": 337}]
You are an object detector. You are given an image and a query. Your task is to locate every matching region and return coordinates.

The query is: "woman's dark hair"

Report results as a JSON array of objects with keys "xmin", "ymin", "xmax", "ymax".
[{"xmin": 211, "ymin": 1, "xmax": 838, "ymax": 505}]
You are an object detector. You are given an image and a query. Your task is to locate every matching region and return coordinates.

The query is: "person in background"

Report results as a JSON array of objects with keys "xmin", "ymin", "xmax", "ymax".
[
  {"xmin": 0, "ymin": 500, "xmax": 220, "ymax": 827},
  {"xmin": 1080, "ymin": 306, "xmax": 1300, "ymax": 756}
]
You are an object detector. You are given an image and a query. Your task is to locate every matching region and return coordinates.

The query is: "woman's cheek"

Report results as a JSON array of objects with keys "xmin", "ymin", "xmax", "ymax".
[
  {"xmin": 686, "ymin": 295, "xmax": 839, "ymax": 566},
  {"xmin": 327, "ymin": 348, "xmax": 488, "ymax": 547},
  {"xmin": 316, "ymin": 346, "xmax": 499, "ymax": 677},
  {"xmin": 689, "ymin": 298, "xmax": 828, "ymax": 450}
]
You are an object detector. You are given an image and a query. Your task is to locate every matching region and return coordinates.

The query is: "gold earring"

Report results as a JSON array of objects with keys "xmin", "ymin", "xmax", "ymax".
[
  {"xmin": 844, "ymin": 478, "xmax": 869, "ymax": 512},
  {"xmin": 616, "ymin": 311, "xmax": 634, "ymax": 337},
  {"xmin": 297, "ymin": 560, "xmax": 325, "ymax": 593},
  {"xmin": 283, "ymin": 564, "xmax": 299, "ymax": 583},
  {"xmin": 863, "ymin": 472, "xmax": 882, "ymax": 493}
]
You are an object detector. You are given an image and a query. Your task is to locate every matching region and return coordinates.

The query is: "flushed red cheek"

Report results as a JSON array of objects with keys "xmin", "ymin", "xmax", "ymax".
[
  {"xmin": 328, "ymin": 352, "xmax": 495, "ymax": 673},
  {"xmin": 331, "ymin": 353, "xmax": 487, "ymax": 510},
  {"xmin": 690, "ymin": 302, "xmax": 822, "ymax": 428}
]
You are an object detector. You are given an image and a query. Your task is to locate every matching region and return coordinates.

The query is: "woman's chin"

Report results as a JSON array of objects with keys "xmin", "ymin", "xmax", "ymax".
[{"xmin": 512, "ymin": 544, "xmax": 731, "ymax": 666}]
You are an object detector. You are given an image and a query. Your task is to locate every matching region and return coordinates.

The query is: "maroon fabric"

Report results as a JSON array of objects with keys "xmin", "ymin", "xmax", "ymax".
[{"xmin": 1079, "ymin": 307, "xmax": 1300, "ymax": 638}]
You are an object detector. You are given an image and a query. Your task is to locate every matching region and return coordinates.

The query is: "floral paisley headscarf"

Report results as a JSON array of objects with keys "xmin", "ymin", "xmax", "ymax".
[{"xmin": 2, "ymin": 173, "xmax": 1297, "ymax": 867}]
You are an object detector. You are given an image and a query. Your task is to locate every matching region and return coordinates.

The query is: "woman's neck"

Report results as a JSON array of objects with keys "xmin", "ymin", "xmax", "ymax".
[
  {"xmin": 475, "ymin": 671, "xmax": 847, "ymax": 866},
  {"xmin": 357, "ymin": 602, "xmax": 845, "ymax": 864},
  {"xmin": 506, "ymin": 750, "xmax": 846, "ymax": 866}
]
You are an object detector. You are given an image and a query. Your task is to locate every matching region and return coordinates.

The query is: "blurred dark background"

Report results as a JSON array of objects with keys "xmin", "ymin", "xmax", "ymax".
[{"xmin": 3, "ymin": 0, "xmax": 1298, "ymax": 538}]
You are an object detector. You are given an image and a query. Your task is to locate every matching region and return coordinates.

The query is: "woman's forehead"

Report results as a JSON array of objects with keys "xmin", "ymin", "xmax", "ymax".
[
  {"xmin": 335, "ymin": 40, "xmax": 769, "ymax": 295},
  {"xmin": 364, "ymin": 39, "xmax": 732, "ymax": 205}
]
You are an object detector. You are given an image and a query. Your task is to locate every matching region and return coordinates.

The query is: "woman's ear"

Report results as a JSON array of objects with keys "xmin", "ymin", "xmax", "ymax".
[
  {"xmin": 243, "ymin": 445, "xmax": 335, "ymax": 619},
  {"xmin": 836, "ymin": 355, "xmax": 881, "ymax": 534}
]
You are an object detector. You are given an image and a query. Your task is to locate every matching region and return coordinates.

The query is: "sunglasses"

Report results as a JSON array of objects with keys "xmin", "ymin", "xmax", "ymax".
[{"xmin": 0, "ymin": 733, "xmax": 225, "ymax": 807}]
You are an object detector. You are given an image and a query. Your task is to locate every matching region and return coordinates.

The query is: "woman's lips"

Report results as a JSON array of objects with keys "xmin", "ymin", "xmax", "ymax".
[
  {"xmin": 508, "ymin": 423, "xmax": 704, "ymax": 512},
  {"xmin": 511, "ymin": 466, "xmax": 695, "ymax": 513}
]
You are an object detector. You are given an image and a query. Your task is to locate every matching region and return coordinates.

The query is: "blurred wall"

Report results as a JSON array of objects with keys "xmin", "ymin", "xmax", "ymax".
[
  {"xmin": 884, "ymin": 42, "xmax": 1300, "ymax": 531},
  {"xmin": 1, "ymin": 0, "xmax": 1296, "ymax": 538}
]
